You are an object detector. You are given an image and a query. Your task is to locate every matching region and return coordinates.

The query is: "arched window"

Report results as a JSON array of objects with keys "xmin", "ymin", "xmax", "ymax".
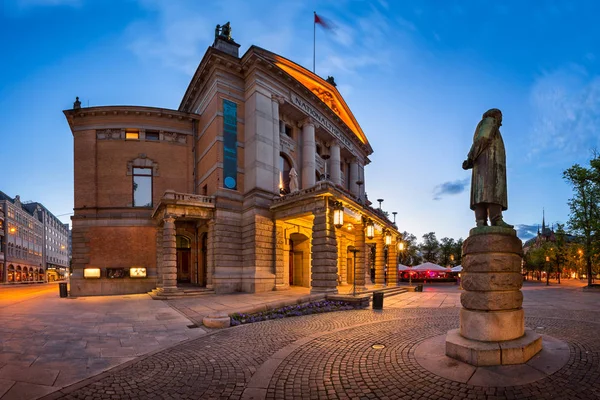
[
  {"xmin": 279, "ymin": 154, "xmax": 292, "ymax": 194},
  {"xmin": 176, "ymin": 235, "xmax": 191, "ymax": 249}
]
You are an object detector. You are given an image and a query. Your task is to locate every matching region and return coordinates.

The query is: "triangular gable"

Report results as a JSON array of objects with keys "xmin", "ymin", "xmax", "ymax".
[{"xmin": 254, "ymin": 48, "xmax": 369, "ymax": 146}]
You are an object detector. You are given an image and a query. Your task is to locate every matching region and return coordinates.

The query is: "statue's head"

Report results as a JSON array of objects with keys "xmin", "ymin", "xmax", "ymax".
[{"xmin": 482, "ymin": 108, "xmax": 502, "ymax": 125}]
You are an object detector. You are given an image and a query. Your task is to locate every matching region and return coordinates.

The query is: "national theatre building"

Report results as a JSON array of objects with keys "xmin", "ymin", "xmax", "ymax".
[{"xmin": 64, "ymin": 25, "xmax": 400, "ymax": 297}]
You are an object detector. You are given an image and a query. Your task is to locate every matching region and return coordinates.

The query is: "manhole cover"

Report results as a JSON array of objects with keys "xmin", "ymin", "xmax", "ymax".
[{"xmin": 372, "ymin": 344, "xmax": 385, "ymax": 349}]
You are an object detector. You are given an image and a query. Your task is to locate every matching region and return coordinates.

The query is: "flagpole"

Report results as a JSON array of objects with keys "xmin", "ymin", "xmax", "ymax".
[{"xmin": 313, "ymin": 11, "xmax": 316, "ymax": 73}]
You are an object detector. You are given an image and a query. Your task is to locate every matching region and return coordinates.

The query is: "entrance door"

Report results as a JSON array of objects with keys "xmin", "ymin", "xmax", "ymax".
[
  {"xmin": 176, "ymin": 235, "xmax": 192, "ymax": 284},
  {"xmin": 201, "ymin": 233, "xmax": 207, "ymax": 287},
  {"xmin": 177, "ymin": 249, "xmax": 191, "ymax": 283},
  {"xmin": 347, "ymin": 257, "xmax": 354, "ymax": 284},
  {"xmin": 293, "ymin": 251, "xmax": 304, "ymax": 286}
]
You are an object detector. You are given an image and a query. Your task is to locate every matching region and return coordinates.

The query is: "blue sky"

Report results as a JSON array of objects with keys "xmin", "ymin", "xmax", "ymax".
[{"xmin": 2, "ymin": 0, "xmax": 599, "ymax": 243}]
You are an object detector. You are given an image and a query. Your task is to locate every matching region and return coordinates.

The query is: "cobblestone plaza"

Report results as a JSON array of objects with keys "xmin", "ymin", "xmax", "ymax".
[{"xmin": 1, "ymin": 281, "xmax": 596, "ymax": 400}]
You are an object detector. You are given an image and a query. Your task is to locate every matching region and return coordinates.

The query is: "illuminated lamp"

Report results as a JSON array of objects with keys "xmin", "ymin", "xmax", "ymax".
[
  {"xmin": 365, "ymin": 219, "xmax": 375, "ymax": 240},
  {"xmin": 130, "ymin": 267, "xmax": 147, "ymax": 278},
  {"xmin": 332, "ymin": 200, "xmax": 344, "ymax": 229},
  {"xmin": 397, "ymin": 240, "xmax": 405, "ymax": 251},
  {"xmin": 83, "ymin": 267, "xmax": 101, "ymax": 279},
  {"xmin": 9, "ymin": 226, "xmax": 16, "ymax": 234},
  {"xmin": 384, "ymin": 230, "xmax": 392, "ymax": 246}
]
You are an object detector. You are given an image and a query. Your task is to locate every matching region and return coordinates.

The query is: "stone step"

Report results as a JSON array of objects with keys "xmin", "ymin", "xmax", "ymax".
[{"xmin": 148, "ymin": 288, "xmax": 215, "ymax": 300}]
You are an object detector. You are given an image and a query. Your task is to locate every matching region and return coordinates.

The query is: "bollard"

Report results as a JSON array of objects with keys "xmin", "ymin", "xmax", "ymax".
[
  {"xmin": 59, "ymin": 282, "xmax": 68, "ymax": 298},
  {"xmin": 372, "ymin": 291, "xmax": 384, "ymax": 310}
]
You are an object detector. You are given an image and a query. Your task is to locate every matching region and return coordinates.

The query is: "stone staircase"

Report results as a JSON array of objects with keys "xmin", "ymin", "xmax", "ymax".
[{"xmin": 148, "ymin": 287, "xmax": 215, "ymax": 300}]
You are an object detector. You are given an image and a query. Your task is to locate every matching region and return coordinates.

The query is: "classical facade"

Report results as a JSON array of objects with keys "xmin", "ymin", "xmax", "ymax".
[
  {"xmin": 0, "ymin": 192, "xmax": 69, "ymax": 283},
  {"xmin": 64, "ymin": 27, "xmax": 400, "ymax": 296}
]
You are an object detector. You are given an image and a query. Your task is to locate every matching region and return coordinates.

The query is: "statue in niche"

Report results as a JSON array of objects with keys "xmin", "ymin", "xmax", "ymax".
[
  {"xmin": 289, "ymin": 167, "xmax": 299, "ymax": 193},
  {"xmin": 462, "ymin": 108, "xmax": 512, "ymax": 228}
]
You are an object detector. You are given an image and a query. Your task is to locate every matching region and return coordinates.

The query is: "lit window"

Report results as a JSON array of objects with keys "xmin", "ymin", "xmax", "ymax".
[
  {"xmin": 126, "ymin": 129, "xmax": 139, "ymax": 140},
  {"xmin": 133, "ymin": 167, "xmax": 152, "ymax": 207}
]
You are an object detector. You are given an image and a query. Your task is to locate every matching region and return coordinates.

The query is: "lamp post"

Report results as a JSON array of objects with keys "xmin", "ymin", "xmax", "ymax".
[
  {"xmin": 349, "ymin": 246, "xmax": 360, "ymax": 296},
  {"xmin": 545, "ymin": 255, "xmax": 550, "ymax": 286},
  {"xmin": 383, "ymin": 230, "xmax": 392, "ymax": 286}
]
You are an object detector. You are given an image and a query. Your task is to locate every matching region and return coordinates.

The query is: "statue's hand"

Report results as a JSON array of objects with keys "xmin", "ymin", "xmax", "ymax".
[{"xmin": 462, "ymin": 159, "xmax": 473, "ymax": 170}]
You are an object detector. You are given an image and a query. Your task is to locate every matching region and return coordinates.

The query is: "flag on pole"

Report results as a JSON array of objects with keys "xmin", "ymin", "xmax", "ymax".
[
  {"xmin": 313, "ymin": 12, "xmax": 335, "ymax": 73},
  {"xmin": 314, "ymin": 12, "xmax": 333, "ymax": 30}
]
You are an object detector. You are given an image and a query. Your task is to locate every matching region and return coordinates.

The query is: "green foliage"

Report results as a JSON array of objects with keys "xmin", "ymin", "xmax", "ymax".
[
  {"xmin": 439, "ymin": 237, "xmax": 456, "ymax": 266},
  {"xmin": 398, "ymin": 231, "xmax": 421, "ymax": 265},
  {"xmin": 420, "ymin": 232, "xmax": 440, "ymax": 263}
]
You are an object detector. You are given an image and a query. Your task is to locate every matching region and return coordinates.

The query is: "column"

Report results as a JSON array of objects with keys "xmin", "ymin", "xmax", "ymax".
[
  {"xmin": 310, "ymin": 200, "xmax": 338, "ymax": 294},
  {"xmin": 329, "ymin": 141, "xmax": 341, "ymax": 186},
  {"xmin": 206, "ymin": 220, "xmax": 215, "ymax": 289},
  {"xmin": 161, "ymin": 216, "xmax": 177, "ymax": 291},
  {"xmin": 155, "ymin": 226, "xmax": 163, "ymax": 287},
  {"xmin": 353, "ymin": 223, "xmax": 366, "ymax": 290},
  {"xmin": 349, "ymin": 159, "xmax": 359, "ymax": 196},
  {"xmin": 374, "ymin": 236, "xmax": 385, "ymax": 288},
  {"xmin": 388, "ymin": 239, "xmax": 398, "ymax": 286},
  {"xmin": 302, "ymin": 120, "xmax": 316, "ymax": 189},
  {"xmin": 275, "ymin": 221, "xmax": 288, "ymax": 290},
  {"xmin": 338, "ymin": 234, "xmax": 347, "ymax": 284},
  {"xmin": 272, "ymin": 96, "xmax": 282, "ymax": 193}
]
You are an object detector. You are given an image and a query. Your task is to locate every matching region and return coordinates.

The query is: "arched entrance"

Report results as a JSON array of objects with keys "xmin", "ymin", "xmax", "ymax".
[
  {"xmin": 176, "ymin": 235, "xmax": 192, "ymax": 283},
  {"xmin": 289, "ymin": 233, "xmax": 310, "ymax": 287}
]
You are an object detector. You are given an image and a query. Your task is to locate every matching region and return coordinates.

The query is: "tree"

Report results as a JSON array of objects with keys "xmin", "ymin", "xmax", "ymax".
[
  {"xmin": 439, "ymin": 237, "xmax": 456, "ymax": 266},
  {"xmin": 453, "ymin": 238, "xmax": 464, "ymax": 266},
  {"xmin": 563, "ymin": 162, "xmax": 600, "ymax": 287},
  {"xmin": 553, "ymin": 224, "xmax": 568, "ymax": 284},
  {"xmin": 420, "ymin": 232, "xmax": 440, "ymax": 263}
]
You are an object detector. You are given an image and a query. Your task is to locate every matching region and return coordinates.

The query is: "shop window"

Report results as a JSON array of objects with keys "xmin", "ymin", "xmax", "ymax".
[{"xmin": 133, "ymin": 167, "xmax": 152, "ymax": 207}]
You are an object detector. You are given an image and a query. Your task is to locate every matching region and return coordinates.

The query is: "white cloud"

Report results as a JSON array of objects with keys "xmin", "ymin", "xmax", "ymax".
[{"xmin": 529, "ymin": 64, "xmax": 600, "ymax": 159}]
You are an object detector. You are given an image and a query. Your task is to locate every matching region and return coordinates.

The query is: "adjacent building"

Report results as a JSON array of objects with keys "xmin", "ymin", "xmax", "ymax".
[
  {"xmin": 64, "ymin": 25, "xmax": 400, "ymax": 297},
  {"xmin": 0, "ymin": 192, "xmax": 70, "ymax": 283}
]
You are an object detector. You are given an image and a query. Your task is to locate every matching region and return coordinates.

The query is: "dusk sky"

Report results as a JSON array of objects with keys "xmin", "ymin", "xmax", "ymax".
[{"xmin": 2, "ymin": 0, "xmax": 599, "ymax": 243}]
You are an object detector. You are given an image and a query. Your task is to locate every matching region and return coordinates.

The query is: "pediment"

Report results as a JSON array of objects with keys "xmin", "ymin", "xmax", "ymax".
[{"xmin": 257, "ymin": 50, "xmax": 369, "ymax": 147}]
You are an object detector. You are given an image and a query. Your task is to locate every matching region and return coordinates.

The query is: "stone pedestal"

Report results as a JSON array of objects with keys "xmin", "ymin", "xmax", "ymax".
[{"xmin": 446, "ymin": 226, "xmax": 542, "ymax": 366}]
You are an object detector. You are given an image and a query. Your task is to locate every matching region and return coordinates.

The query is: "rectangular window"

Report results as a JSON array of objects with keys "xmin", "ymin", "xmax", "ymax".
[
  {"xmin": 284, "ymin": 124, "xmax": 293, "ymax": 138},
  {"xmin": 145, "ymin": 131, "xmax": 159, "ymax": 141},
  {"xmin": 125, "ymin": 129, "xmax": 139, "ymax": 140},
  {"xmin": 133, "ymin": 167, "xmax": 152, "ymax": 207}
]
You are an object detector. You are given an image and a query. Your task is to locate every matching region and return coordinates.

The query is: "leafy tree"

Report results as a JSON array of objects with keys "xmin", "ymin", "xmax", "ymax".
[
  {"xmin": 563, "ymin": 162, "xmax": 600, "ymax": 286},
  {"xmin": 439, "ymin": 237, "xmax": 456, "ymax": 266},
  {"xmin": 420, "ymin": 232, "xmax": 440, "ymax": 263},
  {"xmin": 453, "ymin": 238, "xmax": 464, "ymax": 266},
  {"xmin": 553, "ymin": 224, "xmax": 568, "ymax": 283}
]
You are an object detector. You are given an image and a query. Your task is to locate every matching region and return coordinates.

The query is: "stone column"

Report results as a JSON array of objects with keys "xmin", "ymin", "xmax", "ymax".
[
  {"xmin": 329, "ymin": 141, "xmax": 341, "ymax": 186},
  {"xmin": 338, "ymin": 234, "xmax": 347, "ymax": 284},
  {"xmin": 353, "ymin": 224, "xmax": 366, "ymax": 290},
  {"xmin": 349, "ymin": 159, "xmax": 359, "ymax": 196},
  {"xmin": 161, "ymin": 216, "xmax": 177, "ymax": 291},
  {"xmin": 310, "ymin": 200, "xmax": 338, "ymax": 294},
  {"xmin": 272, "ymin": 96, "xmax": 283, "ymax": 194},
  {"xmin": 446, "ymin": 228, "xmax": 542, "ymax": 366},
  {"xmin": 388, "ymin": 239, "xmax": 398, "ymax": 286},
  {"xmin": 275, "ymin": 222, "xmax": 288, "ymax": 290},
  {"xmin": 302, "ymin": 120, "xmax": 316, "ymax": 189},
  {"xmin": 206, "ymin": 220, "xmax": 215, "ymax": 289},
  {"xmin": 374, "ymin": 237, "xmax": 385, "ymax": 288},
  {"xmin": 155, "ymin": 226, "xmax": 163, "ymax": 287}
]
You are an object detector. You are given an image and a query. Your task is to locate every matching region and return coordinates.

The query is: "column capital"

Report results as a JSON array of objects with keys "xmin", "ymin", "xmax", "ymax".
[
  {"xmin": 271, "ymin": 94, "xmax": 285, "ymax": 105},
  {"xmin": 327, "ymin": 138, "xmax": 342, "ymax": 148},
  {"xmin": 299, "ymin": 117, "xmax": 319, "ymax": 129},
  {"xmin": 163, "ymin": 215, "xmax": 176, "ymax": 224}
]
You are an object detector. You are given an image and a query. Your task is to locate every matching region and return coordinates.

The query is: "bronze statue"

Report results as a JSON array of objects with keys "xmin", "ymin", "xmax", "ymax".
[
  {"xmin": 462, "ymin": 108, "xmax": 513, "ymax": 228},
  {"xmin": 214, "ymin": 22, "xmax": 232, "ymax": 41}
]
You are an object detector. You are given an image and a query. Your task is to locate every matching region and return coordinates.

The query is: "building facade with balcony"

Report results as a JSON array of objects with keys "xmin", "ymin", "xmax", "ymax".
[{"xmin": 64, "ymin": 27, "xmax": 400, "ymax": 296}]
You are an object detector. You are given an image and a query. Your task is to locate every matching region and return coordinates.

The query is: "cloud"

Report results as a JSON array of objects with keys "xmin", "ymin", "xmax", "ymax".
[
  {"xmin": 528, "ymin": 64, "xmax": 600, "ymax": 159},
  {"xmin": 516, "ymin": 224, "xmax": 538, "ymax": 240},
  {"xmin": 432, "ymin": 178, "xmax": 469, "ymax": 200}
]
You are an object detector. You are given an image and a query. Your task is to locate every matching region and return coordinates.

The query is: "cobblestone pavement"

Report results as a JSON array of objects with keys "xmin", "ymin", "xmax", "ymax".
[{"xmin": 49, "ymin": 302, "xmax": 600, "ymax": 400}]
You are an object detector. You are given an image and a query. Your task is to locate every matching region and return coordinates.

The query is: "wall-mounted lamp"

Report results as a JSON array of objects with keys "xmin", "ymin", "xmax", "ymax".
[
  {"xmin": 384, "ymin": 229, "xmax": 392, "ymax": 246},
  {"xmin": 332, "ymin": 200, "xmax": 344, "ymax": 229},
  {"xmin": 365, "ymin": 218, "xmax": 375, "ymax": 240}
]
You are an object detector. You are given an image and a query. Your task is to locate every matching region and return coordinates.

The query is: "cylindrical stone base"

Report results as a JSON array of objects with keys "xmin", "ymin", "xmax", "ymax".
[{"xmin": 460, "ymin": 308, "xmax": 524, "ymax": 341}]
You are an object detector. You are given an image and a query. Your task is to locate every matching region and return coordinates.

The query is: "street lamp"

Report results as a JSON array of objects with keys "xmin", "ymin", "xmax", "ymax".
[
  {"xmin": 332, "ymin": 200, "xmax": 344, "ymax": 229},
  {"xmin": 384, "ymin": 230, "xmax": 392, "ymax": 247},
  {"xmin": 349, "ymin": 246, "xmax": 360, "ymax": 296}
]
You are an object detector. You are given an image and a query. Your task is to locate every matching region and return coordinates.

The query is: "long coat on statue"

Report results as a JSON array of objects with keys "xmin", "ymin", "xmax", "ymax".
[{"xmin": 467, "ymin": 116, "xmax": 508, "ymax": 211}]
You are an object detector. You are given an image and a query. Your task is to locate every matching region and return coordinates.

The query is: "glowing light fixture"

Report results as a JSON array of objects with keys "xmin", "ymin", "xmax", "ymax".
[
  {"xmin": 365, "ymin": 219, "xmax": 375, "ymax": 240},
  {"xmin": 83, "ymin": 267, "xmax": 101, "ymax": 279},
  {"xmin": 384, "ymin": 230, "xmax": 392, "ymax": 246},
  {"xmin": 130, "ymin": 267, "xmax": 147, "ymax": 278},
  {"xmin": 332, "ymin": 200, "xmax": 344, "ymax": 229},
  {"xmin": 398, "ymin": 240, "xmax": 405, "ymax": 251},
  {"xmin": 9, "ymin": 226, "xmax": 16, "ymax": 234}
]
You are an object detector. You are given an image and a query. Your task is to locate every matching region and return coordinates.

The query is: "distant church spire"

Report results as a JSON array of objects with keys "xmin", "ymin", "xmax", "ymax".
[{"xmin": 542, "ymin": 208, "xmax": 546, "ymax": 232}]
